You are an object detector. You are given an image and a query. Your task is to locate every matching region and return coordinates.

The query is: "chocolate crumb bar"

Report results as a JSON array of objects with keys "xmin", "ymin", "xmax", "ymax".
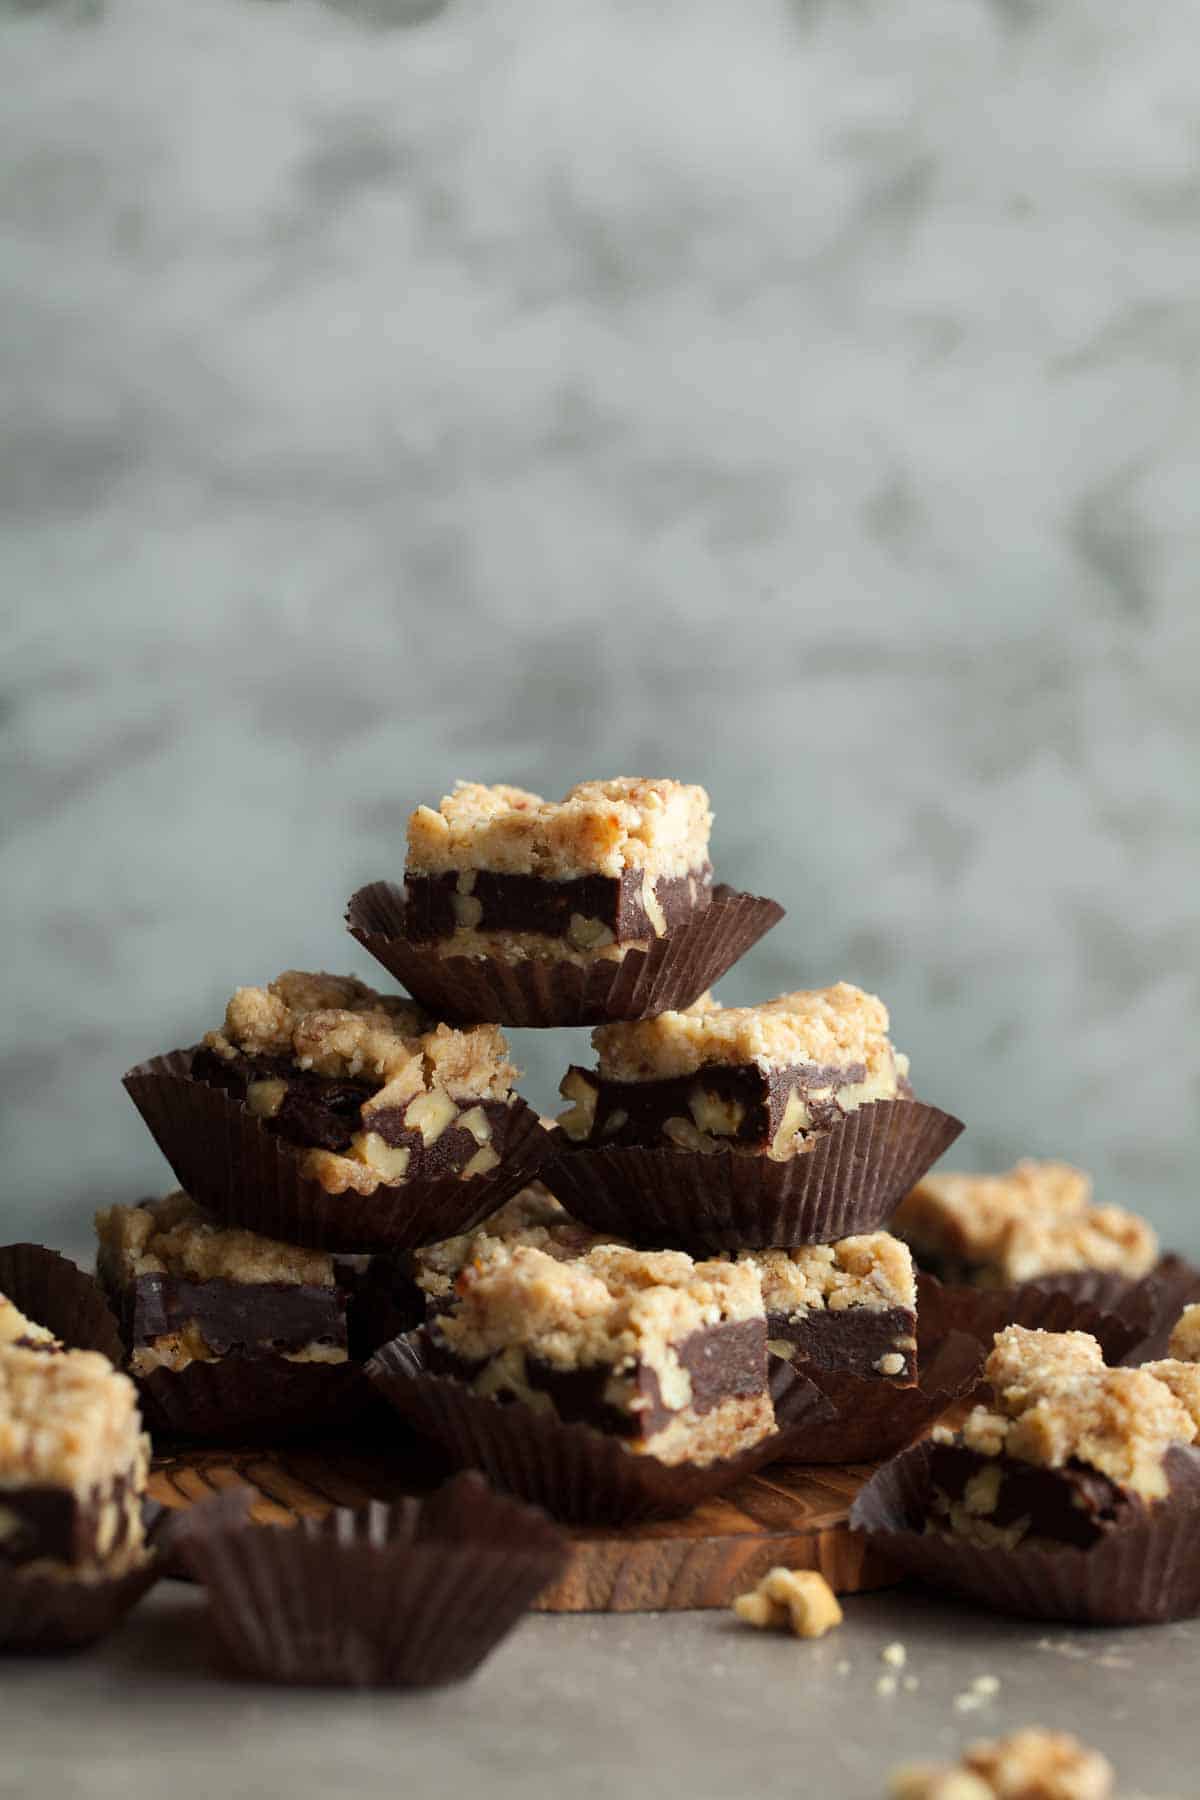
[
  {"xmin": 190, "ymin": 969, "xmax": 520, "ymax": 1196},
  {"xmin": 96, "ymin": 1191, "xmax": 412, "ymax": 1376},
  {"xmin": 927, "ymin": 1325, "xmax": 1200, "ymax": 1550},
  {"xmin": 0, "ymin": 1346, "xmax": 149, "ymax": 1572},
  {"xmin": 893, "ymin": 1160, "xmax": 1158, "ymax": 1288},
  {"xmin": 743, "ymin": 1234, "xmax": 918, "ymax": 1383},
  {"xmin": 403, "ymin": 779, "xmax": 713, "ymax": 960},
  {"xmin": 558, "ymin": 982, "xmax": 910, "ymax": 1158},
  {"xmin": 890, "ymin": 1728, "xmax": 1114, "ymax": 1800},
  {"xmin": 428, "ymin": 1244, "xmax": 773, "ymax": 1465},
  {"xmin": 412, "ymin": 1182, "xmax": 620, "ymax": 1314}
]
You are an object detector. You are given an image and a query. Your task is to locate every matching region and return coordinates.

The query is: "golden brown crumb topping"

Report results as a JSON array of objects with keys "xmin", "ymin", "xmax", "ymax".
[
  {"xmin": 591, "ymin": 982, "xmax": 906, "ymax": 1084},
  {"xmin": 731, "ymin": 1567, "xmax": 843, "ymax": 1637},
  {"xmin": 203, "ymin": 969, "xmax": 516, "ymax": 1104},
  {"xmin": 96, "ymin": 1192, "xmax": 335, "ymax": 1288},
  {"xmin": 412, "ymin": 1184, "xmax": 617, "ymax": 1302},
  {"xmin": 0, "ymin": 1295, "xmax": 59, "ymax": 1350},
  {"xmin": 0, "ymin": 1347, "xmax": 148, "ymax": 1497},
  {"xmin": 434, "ymin": 1243, "xmax": 763, "ymax": 1378},
  {"xmin": 1168, "ymin": 1302, "xmax": 1200, "ymax": 1363},
  {"xmin": 406, "ymin": 778, "xmax": 712, "ymax": 881},
  {"xmin": 893, "ymin": 1160, "xmax": 1158, "ymax": 1286},
  {"xmin": 891, "ymin": 1727, "xmax": 1113, "ymax": 1799},
  {"xmin": 745, "ymin": 1234, "xmax": 916, "ymax": 1317},
  {"xmin": 949, "ymin": 1325, "xmax": 1198, "ymax": 1501}
]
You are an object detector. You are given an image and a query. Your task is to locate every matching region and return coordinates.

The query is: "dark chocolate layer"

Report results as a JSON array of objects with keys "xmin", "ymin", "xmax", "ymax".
[
  {"xmin": 402, "ymin": 865, "xmax": 712, "ymax": 945},
  {"xmin": 767, "ymin": 1304, "xmax": 917, "ymax": 1384},
  {"xmin": 117, "ymin": 1274, "xmax": 348, "ymax": 1358},
  {"xmin": 0, "ymin": 1476, "xmax": 137, "ymax": 1569},
  {"xmin": 189, "ymin": 1047, "xmax": 509, "ymax": 1178},
  {"xmin": 566, "ymin": 1059, "xmax": 866, "ymax": 1151},
  {"xmin": 927, "ymin": 1444, "xmax": 1140, "ymax": 1549},
  {"xmin": 428, "ymin": 1317, "xmax": 766, "ymax": 1442}
]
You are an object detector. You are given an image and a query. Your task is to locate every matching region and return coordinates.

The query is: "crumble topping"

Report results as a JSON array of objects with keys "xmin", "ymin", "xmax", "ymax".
[
  {"xmin": 203, "ymin": 970, "xmax": 517, "ymax": 1110},
  {"xmin": 745, "ymin": 1234, "xmax": 916, "ymax": 1318},
  {"xmin": 590, "ymin": 983, "xmax": 906, "ymax": 1085},
  {"xmin": 0, "ymin": 1346, "xmax": 148, "ymax": 1497},
  {"xmin": 96, "ymin": 1192, "xmax": 336, "ymax": 1288},
  {"xmin": 413, "ymin": 1184, "xmax": 616, "ymax": 1303},
  {"xmin": 406, "ymin": 778, "xmax": 712, "ymax": 882},
  {"xmin": 434, "ymin": 1243, "xmax": 762, "ymax": 1377},
  {"xmin": 893, "ymin": 1161, "xmax": 1158, "ymax": 1286},
  {"xmin": 890, "ymin": 1728, "xmax": 1114, "ymax": 1800},
  {"xmin": 0, "ymin": 1295, "xmax": 59, "ymax": 1350},
  {"xmin": 731, "ymin": 1567, "xmax": 843, "ymax": 1637},
  {"xmin": 1168, "ymin": 1302, "xmax": 1200, "ymax": 1362},
  {"xmin": 948, "ymin": 1325, "xmax": 1197, "ymax": 1501}
]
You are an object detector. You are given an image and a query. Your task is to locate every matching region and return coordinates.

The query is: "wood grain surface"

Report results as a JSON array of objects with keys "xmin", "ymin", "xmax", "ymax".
[{"xmin": 149, "ymin": 1442, "xmax": 898, "ymax": 1613}]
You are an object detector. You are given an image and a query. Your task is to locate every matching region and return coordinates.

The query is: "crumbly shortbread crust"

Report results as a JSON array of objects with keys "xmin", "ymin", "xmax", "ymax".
[
  {"xmin": 204, "ymin": 970, "xmax": 516, "ymax": 1104},
  {"xmin": 591, "ymin": 983, "xmax": 905, "ymax": 1085},
  {"xmin": 406, "ymin": 778, "xmax": 712, "ymax": 881},
  {"xmin": 0, "ymin": 1294, "xmax": 59, "ymax": 1350},
  {"xmin": 0, "ymin": 1346, "xmax": 148, "ymax": 1497},
  {"xmin": 413, "ymin": 1184, "xmax": 614, "ymax": 1303},
  {"xmin": 744, "ymin": 1235, "xmax": 916, "ymax": 1319},
  {"xmin": 894, "ymin": 1161, "xmax": 1158, "ymax": 1286},
  {"xmin": 435, "ymin": 1243, "xmax": 762, "ymax": 1378},
  {"xmin": 891, "ymin": 1727, "xmax": 1113, "ymax": 1800},
  {"xmin": 942, "ymin": 1325, "xmax": 1198, "ymax": 1502},
  {"xmin": 1168, "ymin": 1302, "xmax": 1200, "ymax": 1362},
  {"xmin": 96, "ymin": 1192, "xmax": 335, "ymax": 1288}
]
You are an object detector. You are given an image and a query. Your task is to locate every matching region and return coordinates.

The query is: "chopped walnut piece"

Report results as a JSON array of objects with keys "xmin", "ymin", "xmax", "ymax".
[
  {"xmin": 731, "ymin": 1567, "xmax": 843, "ymax": 1638},
  {"xmin": 890, "ymin": 1726, "xmax": 1113, "ymax": 1798}
]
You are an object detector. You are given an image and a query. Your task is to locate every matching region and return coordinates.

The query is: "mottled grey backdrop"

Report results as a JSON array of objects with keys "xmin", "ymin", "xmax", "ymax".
[{"xmin": 2, "ymin": 0, "xmax": 1198, "ymax": 1256}]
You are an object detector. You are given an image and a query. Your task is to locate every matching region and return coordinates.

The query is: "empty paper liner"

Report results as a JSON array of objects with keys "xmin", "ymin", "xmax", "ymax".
[
  {"xmin": 122, "ymin": 1051, "xmax": 551, "ymax": 1253},
  {"xmin": 770, "ymin": 1331, "xmax": 984, "ymax": 1466},
  {"xmin": 916, "ymin": 1270, "xmax": 1160, "ymax": 1368},
  {"xmin": 546, "ymin": 1100, "xmax": 964, "ymax": 1254},
  {"xmin": 346, "ymin": 881, "xmax": 785, "ymax": 1027},
  {"xmin": 850, "ymin": 1439, "xmax": 1200, "ymax": 1625},
  {"xmin": 172, "ymin": 1471, "xmax": 567, "ymax": 1687},
  {"xmin": 133, "ymin": 1356, "xmax": 377, "ymax": 1442},
  {"xmin": 0, "ymin": 1243, "xmax": 124, "ymax": 1365},
  {"xmin": 366, "ymin": 1331, "xmax": 835, "ymax": 1527}
]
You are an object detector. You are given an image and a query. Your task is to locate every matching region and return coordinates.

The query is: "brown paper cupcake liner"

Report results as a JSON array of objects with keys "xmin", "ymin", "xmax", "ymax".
[
  {"xmin": 916, "ymin": 1269, "xmax": 1159, "ymax": 1368},
  {"xmin": 366, "ymin": 1330, "xmax": 835, "ymax": 1526},
  {"xmin": 0, "ymin": 1243, "xmax": 125, "ymax": 1365},
  {"xmin": 0, "ymin": 1497, "xmax": 243, "ymax": 1653},
  {"xmin": 133, "ymin": 1356, "xmax": 378, "ymax": 1442},
  {"xmin": 546, "ymin": 1099, "xmax": 964, "ymax": 1254},
  {"xmin": 769, "ymin": 1331, "xmax": 985, "ymax": 1466},
  {"xmin": 851, "ymin": 1439, "xmax": 1200, "ymax": 1625},
  {"xmin": 1122, "ymin": 1255, "xmax": 1200, "ymax": 1366},
  {"xmin": 346, "ymin": 881, "xmax": 785, "ymax": 1027},
  {"xmin": 172, "ymin": 1471, "xmax": 566, "ymax": 1687},
  {"xmin": 122, "ymin": 1050, "xmax": 552, "ymax": 1253}
]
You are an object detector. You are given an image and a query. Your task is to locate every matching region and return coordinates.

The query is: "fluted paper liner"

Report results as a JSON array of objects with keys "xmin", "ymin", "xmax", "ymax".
[
  {"xmin": 346, "ymin": 881, "xmax": 785, "ymax": 1027},
  {"xmin": 122, "ymin": 1050, "xmax": 552, "ymax": 1253},
  {"xmin": 916, "ymin": 1270, "xmax": 1159, "ymax": 1368},
  {"xmin": 1123, "ymin": 1255, "xmax": 1200, "ymax": 1366},
  {"xmin": 0, "ymin": 1243, "xmax": 124, "ymax": 1365},
  {"xmin": 172, "ymin": 1472, "xmax": 566, "ymax": 1687},
  {"xmin": 0, "ymin": 1497, "xmax": 238, "ymax": 1653},
  {"xmin": 366, "ymin": 1330, "xmax": 835, "ymax": 1526},
  {"xmin": 851, "ymin": 1439, "xmax": 1200, "ymax": 1625},
  {"xmin": 133, "ymin": 1357, "xmax": 377, "ymax": 1441},
  {"xmin": 770, "ymin": 1332, "xmax": 984, "ymax": 1466},
  {"xmin": 546, "ymin": 1100, "xmax": 964, "ymax": 1254}
]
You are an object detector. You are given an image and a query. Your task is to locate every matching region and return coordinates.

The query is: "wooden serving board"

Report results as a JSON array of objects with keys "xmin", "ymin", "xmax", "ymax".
[{"xmin": 149, "ymin": 1442, "xmax": 898, "ymax": 1613}]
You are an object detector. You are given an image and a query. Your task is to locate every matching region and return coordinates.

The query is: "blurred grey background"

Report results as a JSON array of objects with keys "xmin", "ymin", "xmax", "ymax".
[{"xmin": 2, "ymin": 0, "xmax": 1198, "ymax": 1256}]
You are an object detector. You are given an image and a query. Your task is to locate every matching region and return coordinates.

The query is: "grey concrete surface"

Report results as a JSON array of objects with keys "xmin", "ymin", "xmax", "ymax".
[{"xmin": 0, "ymin": 1581, "xmax": 1189, "ymax": 1800}]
